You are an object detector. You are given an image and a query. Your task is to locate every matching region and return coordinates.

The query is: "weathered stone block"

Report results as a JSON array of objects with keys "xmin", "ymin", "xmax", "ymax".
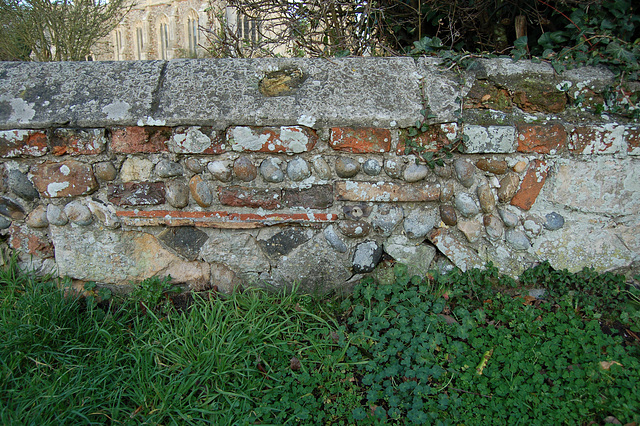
[
  {"xmin": 335, "ymin": 181, "xmax": 440, "ymax": 202},
  {"xmin": 226, "ymin": 126, "xmax": 317, "ymax": 153},
  {"xmin": 463, "ymin": 125, "xmax": 516, "ymax": 153},
  {"xmin": 218, "ymin": 186, "xmax": 282, "ymax": 210},
  {"xmin": 510, "ymin": 160, "xmax": 548, "ymax": 210},
  {"xmin": 50, "ymin": 128, "xmax": 106, "ymax": 156},
  {"xmin": 427, "ymin": 228, "xmax": 483, "ymax": 272},
  {"xmin": 464, "ymin": 80, "xmax": 512, "ymax": 111},
  {"xmin": 330, "ymin": 127, "xmax": 391, "ymax": 153},
  {"xmin": 0, "ymin": 130, "xmax": 48, "ymax": 157},
  {"xmin": 31, "ymin": 160, "xmax": 98, "ymax": 198},
  {"xmin": 569, "ymin": 124, "xmax": 626, "ymax": 155},
  {"xmin": 283, "ymin": 185, "xmax": 333, "ymax": 209},
  {"xmin": 120, "ymin": 157, "xmax": 153, "ymax": 182},
  {"xmin": 516, "ymin": 124, "xmax": 567, "ymax": 154},
  {"xmin": 111, "ymin": 126, "xmax": 170, "ymax": 153},
  {"xmin": 108, "ymin": 182, "xmax": 165, "ymax": 206},
  {"xmin": 170, "ymin": 127, "xmax": 224, "ymax": 154}
]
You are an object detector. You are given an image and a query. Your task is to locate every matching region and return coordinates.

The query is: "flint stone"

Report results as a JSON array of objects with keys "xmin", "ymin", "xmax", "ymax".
[
  {"xmin": 207, "ymin": 160, "xmax": 233, "ymax": 182},
  {"xmin": 384, "ymin": 159, "xmax": 403, "ymax": 179},
  {"xmin": 513, "ymin": 161, "xmax": 528, "ymax": 173},
  {"xmin": 158, "ymin": 226, "xmax": 209, "ymax": 261},
  {"xmin": 0, "ymin": 215, "xmax": 11, "ymax": 229},
  {"xmin": 384, "ymin": 234, "xmax": 436, "ymax": 277},
  {"xmin": 259, "ymin": 228, "xmax": 313, "ymax": 258},
  {"xmin": 86, "ymin": 200, "xmax": 120, "ymax": 229},
  {"xmin": 64, "ymin": 201, "xmax": 92, "ymax": 226},
  {"xmin": 26, "ymin": 205, "xmax": 48, "ymax": 228},
  {"xmin": 403, "ymin": 164, "xmax": 429, "ymax": 182},
  {"xmin": 311, "ymin": 157, "xmax": 332, "ymax": 179},
  {"xmin": 363, "ymin": 159, "xmax": 382, "ymax": 176},
  {"xmin": 156, "ymin": 159, "xmax": 183, "ymax": 178},
  {"xmin": 46, "ymin": 204, "xmax": 68, "ymax": 226},
  {"xmin": 498, "ymin": 209, "xmax": 520, "ymax": 228},
  {"xmin": 0, "ymin": 196, "xmax": 25, "ymax": 220},
  {"xmin": 335, "ymin": 157, "xmax": 360, "ymax": 178},
  {"xmin": 185, "ymin": 158, "xmax": 204, "ymax": 173},
  {"xmin": 50, "ymin": 226, "xmax": 210, "ymax": 286},
  {"xmin": 370, "ymin": 205, "xmax": 403, "ymax": 236},
  {"xmin": 120, "ymin": 157, "xmax": 153, "ymax": 182},
  {"xmin": 189, "ymin": 175, "xmax": 213, "ymax": 207},
  {"xmin": 439, "ymin": 181, "xmax": 454, "ymax": 202},
  {"xmin": 323, "ymin": 225, "xmax": 348, "ymax": 253},
  {"xmin": 260, "ymin": 158, "xmax": 285, "ymax": 183},
  {"xmin": 165, "ymin": 180, "xmax": 190, "ymax": 208},
  {"xmin": 7, "ymin": 170, "xmax": 39, "ymax": 201},
  {"xmin": 455, "ymin": 193, "xmax": 479, "ymax": 218},
  {"xmin": 440, "ymin": 204, "xmax": 457, "ymax": 226},
  {"xmin": 498, "ymin": 173, "xmax": 520, "ymax": 203},
  {"xmin": 483, "ymin": 214, "xmax": 504, "ymax": 240},
  {"xmin": 108, "ymin": 182, "xmax": 165, "ymax": 206},
  {"xmin": 287, "ymin": 158, "xmax": 311, "ymax": 181},
  {"xmin": 269, "ymin": 232, "xmax": 353, "ymax": 293},
  {"xmin": 454, "ymin": 159, "xmax": 476, "ymax": 187},
  {"xmin": 506, "ymin": 229, "xmax": 531, "ymax": 251},
  {"xmin": 457, "ymin": 219, "xmax": 483, "ymax": 243},
  {"xmin": 200, "ymin": 231, "xmax": 271, "ymax": 276},
  {"xmin": 338, "ymin": 220, "xmax": 371, "ymax": 237},
  {"xmin": 544, "ymin": 212, "xmax": 565, "ymax": 230},
  {"xmin": 427, "ymin": 228, "xmax": 484, "ymax": 272},
  {"xmin": 476, "ymin": 158, "xmax": 508, "ymax": 175},
  {"xmin": 31, "ymin": 161, "xmax": 98, "ymax": 198},
  {"xmin": 343, "ymin": 204, "xmax": 372, "ymax": 220},
  {"xmin": 404, "ymin": 208, "xmax": 438, "ymax": 239},
  {"xmin": 234, "ymin": 157, "xmax": 258, "ymax": 182},
  {"xmin": 352, "ymin": 240, "xmax": 383, "ymax": 273},
  {"xmin": 94, "ymin": 161, "xmax": 117, "ymax": 181},
  {"xmin": 477, "ymin": 183, "xmax": 496, "ymax": 213},
  {"xmin": 433, "ymin": 164, "xmax": 451, "ymax": 178}
]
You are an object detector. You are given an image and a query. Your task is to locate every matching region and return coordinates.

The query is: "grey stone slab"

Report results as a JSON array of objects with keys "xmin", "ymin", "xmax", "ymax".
[
  {"xmin": 0, "ymin": 60, "xmax": 164, "ymax": 129},
  {"xmin": 155, "ymin": 57, "xmax": 423, "ymax": 129},
  {"xmin": 416, "ymin": 57, "xmax": 463, "ymax": 123}
]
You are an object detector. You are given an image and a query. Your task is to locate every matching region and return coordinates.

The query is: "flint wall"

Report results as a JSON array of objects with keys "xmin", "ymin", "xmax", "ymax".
[{"xmin": 1, "ymin": 57, "xmax": 638, "ymax": 292}]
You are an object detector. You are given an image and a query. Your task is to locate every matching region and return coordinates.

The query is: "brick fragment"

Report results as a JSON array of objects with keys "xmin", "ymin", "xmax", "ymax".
[
  {"xmin": 510, "ymin": 160, "xmax": 548, "ymax": 210},
  {"xmin": 111, "ymin": 127, "xmax": 170, "ymax": 153},
  {"xmin": 513, "ymin": 82, "xmax": 567, "ymax": 113},
  {"xmin": 397, "ymin": 125, "xmax": 450, "ymax": 155},
  {"xmin": 170, "ymin": 127, "xmax": 224, "ymax": 154},
  {"xmin": 226, "ymin": 126, "xmax": 317, "ymax": 154},
  {"xmin": 8, "ymin": 224, "xmax": 54, "ymax": 258},
  {"xmin": 31, "ymin": 160, "xmax": 98, "ymax": 198},
  {"xmin": 108, "ymin": 182, "xmax": 165, "ymax": 206},
  {"xmin": 627, "ymin": 127, "xmax": 640, "ymax": 155},
  {"xmin": 464, "ymin": 81, "xmax": 512, "ymax": 111},
  {"xmin": 516, "ymin": 124, "xmax": 567, "ymax": 154},
  {"xmin": 330, "ymin": 127, "xmax": 391, "ymax": 153},
  {"xmin": 283, "ymin": 184, "xmax": 333, "ymax": 209},
  {"xmin": 116, "ymin": 210, "xmax": 338, "ymax": 228},
  {"xmin": 570, "ymin": 125, "xmax": 626, "ymax": 155},
  {"xmin": 50, "ymin": 128, "xmax": 106, "ymax": 156},
  {"xmin": 218, "ymin": 186, "xmax": 282, "ymax": 210},
  {"xmin": 0, "ymin": 130, "xmax": 48, "ymax": 157},
  {"xmin": 335, "ymin": 181, "xmax": 440, "ymax": 202}
]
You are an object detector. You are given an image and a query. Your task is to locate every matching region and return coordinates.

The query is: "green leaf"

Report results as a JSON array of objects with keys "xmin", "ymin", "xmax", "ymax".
[{"xmin": 514, "ymin": 35, "xmax": 528, "ymax": 49}]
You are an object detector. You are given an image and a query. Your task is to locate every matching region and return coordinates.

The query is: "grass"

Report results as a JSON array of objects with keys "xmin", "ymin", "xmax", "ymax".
[{"xmin": 1, "ymin": 257, "xmax": 639, "ymax": 425}]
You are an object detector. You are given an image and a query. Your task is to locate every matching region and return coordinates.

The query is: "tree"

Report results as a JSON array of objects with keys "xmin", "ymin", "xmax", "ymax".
[{"xmin": 0, "ymin": 0, "xmax": 133, "ymax": 61}]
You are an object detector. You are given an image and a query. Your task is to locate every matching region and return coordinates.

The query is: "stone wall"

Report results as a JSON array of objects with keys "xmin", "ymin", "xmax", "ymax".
[{"xmin": 1, "ymin": 58, "xmax": 638, "ymax": 293}]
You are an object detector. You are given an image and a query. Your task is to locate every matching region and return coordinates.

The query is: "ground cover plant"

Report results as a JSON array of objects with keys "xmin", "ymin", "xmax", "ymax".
[{"xmin": 1, "ymin": 255, "xmax": 639, "ymax": 425}]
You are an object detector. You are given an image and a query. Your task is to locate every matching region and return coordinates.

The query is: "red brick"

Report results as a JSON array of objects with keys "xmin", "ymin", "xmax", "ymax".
[
  {"xmin": 171, "ymin": 127, "xmax": 225, "ymax": 154},
  {"xmin": 627, "ymin": 127, "xmax": 640, "ymax": 155},
  {"xmin": 397, "ymin": 125, "xmax": 451, "ymax": 155},
  {"xmin": 330, "ymin": 127, "xmax": 391, "ymax": 153},
  {"xmin": 283, "ymin": 184, "xmax": 333, "ymax": 209},
  {"xmin": 110, "ymin": 127, "xmax": 170, "ymax": 153},
  {"xmin": 50, "ymin": 128, "xmax": 106, "ymax": 156},
  {"xmin": 108, "ymin": 182, "xmax": 166, "ymax": 206},
  {"xmin": 218, "ymin": 186, "xmax": 282, "ymax": 210},
  {"xmin": 31, "ymin": 160, "xmax": 98, "ymax": 198},
  {"xmin": 570, "ymin": 125, "xmax": 625, "ymax": 155},
  {"xmin": 516, "ymin": 124, "xmax": 567, "ymax": 154},
  {"xmin": 226, "ymin": 126, "xmax": 317, "ymax": 154},
  {"xmin": 116, "ymin": 210, "xmax": 338, "ymax": 228},
  {"xmin": 510, "ymin": 160, "xmax": 549, "ymax": 210},
  {"xmin": 335, "ymin": 181, "xmax": 440, "ymax": 202},
  {"xmin": 0, "ymin": 130, "xmax": 48, "ymax": 157}
]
